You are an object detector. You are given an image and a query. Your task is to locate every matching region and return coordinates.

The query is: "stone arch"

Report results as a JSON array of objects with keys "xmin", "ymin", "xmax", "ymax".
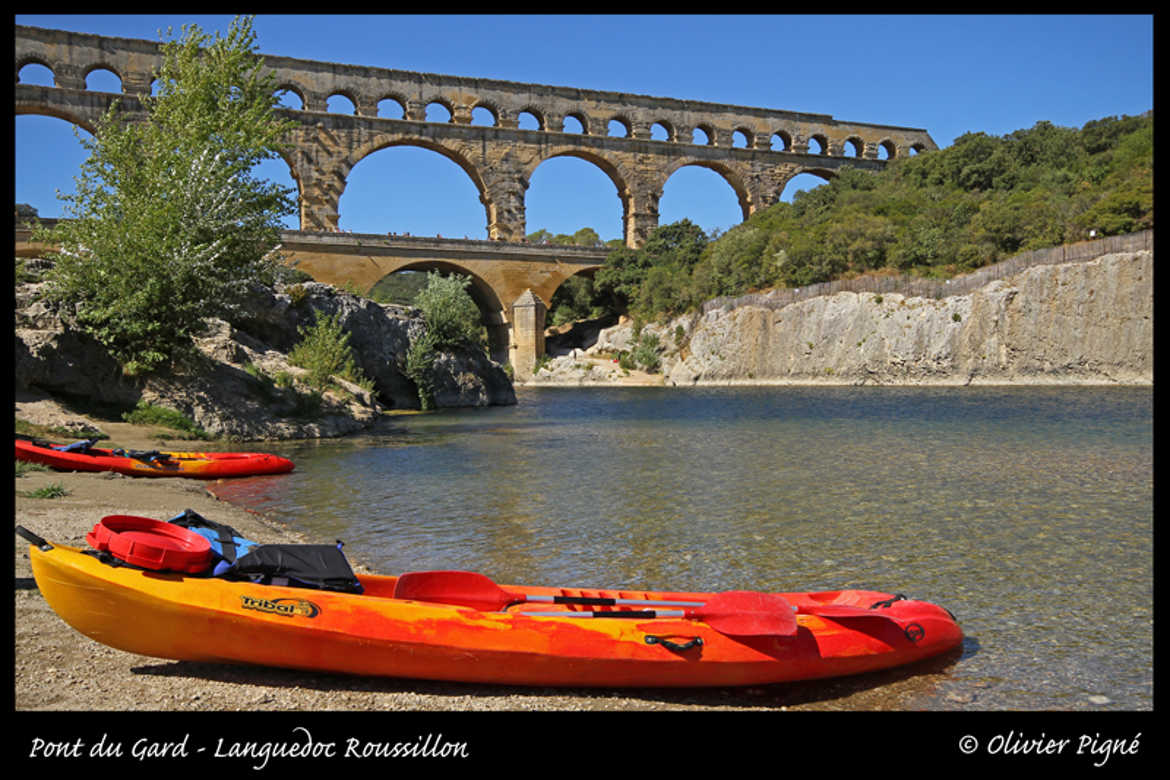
[
  {"xmin": 807, "ymin": 133, "xmax": 829, "ymax": 155},
  {"xmin": 652, "ymin": 119, "xmax": 675, "ymax": 142},
  {"xmin": 543, "ymin": 264, "xmax": 608, "ymax": 346},
  {"xmin": 16, "ymin": 56, "xmax": 56, "ymax": 81},
  {"xmin": 326, "ymin": 89, "xmax": 360, "ymax": 114},
  {"xmin": 771, "ymin": 129, "xmax": 793, "ymax": 151},
  {"xmin": 660, "ymin": 157, "xmax": 753, "ymax": 221},
  {"xmin": 275, "ymin": 83, "xmax": 306, "ymax": 109},
  {"xmin": 523, "ymin": 146, "xmax": 635, "ymax": 238},
  {"xmin": 733, "ymin": 127, "xmax": 754, "ymax": 148},
  {"xmin": 546, "ymin": 264, "xmax": 604, "ymax": 301},
  {"xmin": 375, "ymin": 90, "xmax": 409, "ymax": 107},
  {"xmin": 84, "ymin": 64, "xmax": 123, "ymax": 92},
  {"xmin": 516, "ymin": 106, "xmax": 545, "ymax": 130},
  {"xmin": 531, "ymin": 147, "xmax": 635, "ymax": 192},
  {"xmin": 423, "ymin": 95, "xmax": 457, "ymax": 122},
  {"xmin": 693, "ymin": 123, "xmax": 717, "ymax": 146},
  {"xmin": 563, "ymin": 110, "xmax": 590, "ymax": 134},
  {"xmin": 350, "ymin": 135, "xmax": 489, "ymax": 190},
  {"xmin": 775, "ymin": 165, "xmax": 837, "ymax": 203},
  {"xmin": 792, "ymin": 166, "xmax": 837, "ymax": 187},
  {"xmin": 14, "ymin": 110, "xmax": 100, "ymax": 220},
  {"xmin": 14, "ymin": 101, "xmax": 101, "ymax": 136},
  {"xmin": 798, "ymin": 165, "xmax": 836, "ymax": 178},
  {"xmin": 471, "ymin": 100, "xmax": 501, "ymax": 126},
  {"xmin": 266, "ymin": 146, "xmax": 304, "ymax": 227},
  {"xmin": 375, "ymin": 93, "xmax": 408, "ymax": 118},
  {"xmin": 876, "ymin": 138, "xmax": 898, "ymax": 160},
  {"xmin": 843, "ymin": 135, "xmax": 865, "ymax": 157},
  {"xmin": 378, "ymin": 260, "xmax": 504, "ymax": 316},
  {"xmin": 343, "ymin": 133, "xmax": 492, "ymax": 233},
  {"xmin": 607, "ymin": 115, "xmax": 632, "ymax": 137},
  {"xmin": 375, "ymin": 260, "xmax": 509, "ymax": 362}
]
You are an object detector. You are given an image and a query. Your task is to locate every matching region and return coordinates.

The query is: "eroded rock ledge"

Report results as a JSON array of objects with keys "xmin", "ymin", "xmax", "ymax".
[{"xmin": 535, "ymin": 250, "xmax": 1153, "ymax": 387}]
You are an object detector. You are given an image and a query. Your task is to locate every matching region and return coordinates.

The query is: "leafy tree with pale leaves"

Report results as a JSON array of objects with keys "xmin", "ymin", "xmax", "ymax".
[
  {"xmin": 36, "ymin": 16, "xmax": 296, "ymax": 375},
  {"xmin": 404, "ymin": 271, "xmax": 487, "ymax": 410}
]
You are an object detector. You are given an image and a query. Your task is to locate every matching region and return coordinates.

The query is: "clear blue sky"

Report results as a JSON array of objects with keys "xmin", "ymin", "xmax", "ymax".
[{"xmin": 15, "ymin": 14, "xmax": 1154, "ymax": 242}]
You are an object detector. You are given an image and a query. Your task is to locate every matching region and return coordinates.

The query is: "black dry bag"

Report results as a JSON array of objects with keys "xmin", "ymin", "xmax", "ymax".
[{"xmin": 224, "ymin": 543, "xmax": 364, "ymax": 594}]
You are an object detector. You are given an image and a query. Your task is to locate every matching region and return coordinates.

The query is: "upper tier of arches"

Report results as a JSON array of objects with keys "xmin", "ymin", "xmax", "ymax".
[{"xmin": 15, "ymin": 24, "xmax": 936, "ymax": 161}]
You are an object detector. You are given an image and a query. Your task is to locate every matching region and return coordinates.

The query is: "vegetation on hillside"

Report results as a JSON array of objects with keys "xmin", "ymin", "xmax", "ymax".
[
  {"xmin": 33, "ymin": 16, "xmax": 297, "ymax": 375},
  {"xmin": 547, "ymin": 112, "xmax": 1152, "ymax": 325}
]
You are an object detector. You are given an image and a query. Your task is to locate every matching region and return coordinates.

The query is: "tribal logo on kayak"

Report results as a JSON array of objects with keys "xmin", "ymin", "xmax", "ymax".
[{"xmin": 240, "ymin": 594, "xmax": 320, "ymax": 618}]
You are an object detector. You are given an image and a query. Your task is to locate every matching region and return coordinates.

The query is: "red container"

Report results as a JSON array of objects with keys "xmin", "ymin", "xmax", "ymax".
[{"xmin": 86, "ymin": 515, "xmax": 213, "ymax": 573}]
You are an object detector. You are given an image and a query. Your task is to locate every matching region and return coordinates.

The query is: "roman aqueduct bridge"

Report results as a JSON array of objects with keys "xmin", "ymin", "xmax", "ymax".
[{"xmin": 16, "ymin": 24, "xmax": 938, "ymax": 376}]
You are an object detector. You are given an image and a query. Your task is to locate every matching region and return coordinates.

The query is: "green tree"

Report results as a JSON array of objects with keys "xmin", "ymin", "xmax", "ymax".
[
  {"xmin": 412, "ymin": 271, "xmax": 485, "ymax": 348},
  {"xmin": 404, "ymin": 330, "xmax": 439, "ymax": 411},
  {"xmin": 549, "ymin": 275, "xmax": 601, "ymax": 326},
  {"xmin": 593, "ymin": 244, "xmax": 651, "ymax": 312},
  {"xmin": 690, "ymin": 224, "xmax": 772, "ymax": 300},
  {"xmin": 404, "ymin": 271, "xmax": 485, "ymax": 410},
  {"xmin": 527, "ymin": 226, "xmax": 605, "ymax": 247},
  {"xmin": 639, "ymin": 219, "xmax": 709, "ymax": 272},
  {"xmin": 37, "ymin": 16, "xmax": 296, "ymax": 375},
  {"xmin": 568, "ymin": 227, "xmax": 604, "ymax": 247},
  {"xmin": 594, "ymin": 219, "xmax": 709, "ymax": 316},
  {"xmin": 635, "ymin": 264, "xmax": 692, "ymax": 319},
  {"xmin": 288, "ymin": 311, "xmax": 370, "ymax": 391}
]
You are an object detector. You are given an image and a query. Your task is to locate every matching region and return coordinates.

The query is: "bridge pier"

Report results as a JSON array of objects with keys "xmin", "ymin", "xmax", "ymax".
[
  {"xmin": 263, "ymin": 230, "xmax": 604, "ymax": 381},
  {"xmin": 509, "ymin": 290, "xmax": 547, "ymax": 381}
]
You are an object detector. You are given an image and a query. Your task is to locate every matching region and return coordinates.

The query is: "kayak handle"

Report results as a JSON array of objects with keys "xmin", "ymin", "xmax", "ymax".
[
  {"xmin": 15, "ymin": 526, "xmax": 53, "ymax": 551},
  {"xmin": 645, "ymin": 635, "xmax": 703, "ymax": 653}
]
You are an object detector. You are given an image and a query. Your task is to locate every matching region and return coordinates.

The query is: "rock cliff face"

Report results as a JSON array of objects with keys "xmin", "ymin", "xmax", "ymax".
[
  {"xmin": 592, "ymin": 250, "xmax": 1153, "ymax": 386},
  {"xmin": 14, "ymin": 261, "xmax": 516, "ymax": 440}
]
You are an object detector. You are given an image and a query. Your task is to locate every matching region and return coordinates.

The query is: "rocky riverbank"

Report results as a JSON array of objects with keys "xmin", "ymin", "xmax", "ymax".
[
  {"xmin": 14, "ymin": 258, "xmax": 515, "ymax": 441},
  {"xmin": 528, "ymin": 250, "xmax": 1153, "ymax": 388}
]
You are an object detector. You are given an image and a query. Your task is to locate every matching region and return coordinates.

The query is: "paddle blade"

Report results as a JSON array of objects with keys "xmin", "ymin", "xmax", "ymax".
[
  {"xmin": 393, "ymin": 570, "xmax": 511, "ymax": 611},
  {"xmin": 691, "ymin": 591, "xmax": 798, "ymax": 636}
]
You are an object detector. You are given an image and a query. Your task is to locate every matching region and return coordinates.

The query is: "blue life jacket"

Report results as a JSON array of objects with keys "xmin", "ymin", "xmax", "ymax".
[
  {"xmin": 52, "ymin": 438, "xmax": 99, "ymax": 453},
  {"xmin": 167, "ymin": 509, "xmax": 362, "ymax": 592},
  {"xmin": 168, "ymin": 509, "xmax": 260, "ymax": 575}
]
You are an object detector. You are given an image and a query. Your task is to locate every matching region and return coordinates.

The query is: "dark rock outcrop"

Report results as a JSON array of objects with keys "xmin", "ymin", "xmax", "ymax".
[{"xmin": 14, "ymin": 263, "xmax": 516, "ymax": 440}]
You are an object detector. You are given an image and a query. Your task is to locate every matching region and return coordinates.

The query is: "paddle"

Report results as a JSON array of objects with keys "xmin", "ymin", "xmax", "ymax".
[
  {"xmin": 795, "ymin": 602, "xmax": 905, "ymax": 625},
  {"xmin": 394, "ymin": 569, "xmax": 705, "ymax": 611},
  {"xmin": 519, "ymin": 590, "xmax": 799, "ymax": 637}
]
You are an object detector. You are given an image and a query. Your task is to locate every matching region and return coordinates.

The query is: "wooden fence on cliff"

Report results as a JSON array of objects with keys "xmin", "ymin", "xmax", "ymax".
[{"xmin": 701, "ymin": 229, "xmax": 1154, "ymax": 314}]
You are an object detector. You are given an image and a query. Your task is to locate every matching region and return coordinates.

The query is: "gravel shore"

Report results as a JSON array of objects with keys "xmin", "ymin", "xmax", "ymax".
[{"xmin": 14, "ymin": 412, "xmax": 960, "ymax": 715}]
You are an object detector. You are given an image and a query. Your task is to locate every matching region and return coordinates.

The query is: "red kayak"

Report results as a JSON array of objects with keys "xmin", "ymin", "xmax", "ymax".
[{"xmin": 15, "ymin": 437, "xmax": 294, "ymax": 479}]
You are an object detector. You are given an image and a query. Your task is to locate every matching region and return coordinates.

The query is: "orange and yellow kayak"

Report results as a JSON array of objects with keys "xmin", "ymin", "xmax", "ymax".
[
  {"xmin": 25, "ymin": 537, "xmax": 963, "ymax": 688},
  {"xmin": 15, "ymin": 438, "xmax": 294, "ymax": 479}
]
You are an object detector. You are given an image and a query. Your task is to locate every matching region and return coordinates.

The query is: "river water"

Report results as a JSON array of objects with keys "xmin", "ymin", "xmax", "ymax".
[{"xmin": 209, "ymin": 385, "xmax": 1153, "ymax": 710}]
